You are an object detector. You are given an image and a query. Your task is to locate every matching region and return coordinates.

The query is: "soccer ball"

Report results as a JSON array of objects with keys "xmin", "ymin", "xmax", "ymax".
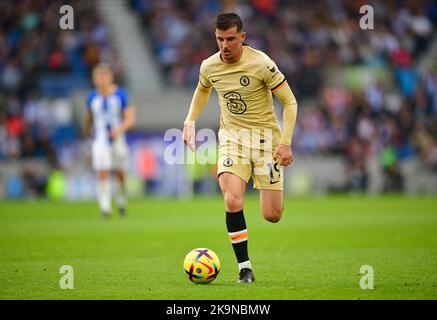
[{"xmin": 183, "ymin": 248, "xmax": 220, "ymax": 284}]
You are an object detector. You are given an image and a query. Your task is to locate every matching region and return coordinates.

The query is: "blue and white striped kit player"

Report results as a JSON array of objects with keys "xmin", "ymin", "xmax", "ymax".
[{"xmin": 87, "ymin": 87, "xmax": 129, "ymax": 171}]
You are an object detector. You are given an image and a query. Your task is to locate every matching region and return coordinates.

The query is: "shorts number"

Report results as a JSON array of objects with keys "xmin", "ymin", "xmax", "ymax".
[{"xmin": 267, "ymin": 162, "xmax": 281, "ymax": 183}]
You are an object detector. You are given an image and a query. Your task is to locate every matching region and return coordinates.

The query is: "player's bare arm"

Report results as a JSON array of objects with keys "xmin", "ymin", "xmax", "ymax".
[
  {"xmin": 272, "ymin": 81, "xmax": 298, "ymax": 166},
  {"xmin": 183, "ymin": 81, "xmax": 212, "ymax": 150},
  {"xmin": 86, "ymin": 110, "xmax": 93, "ymax": 138},
  {"xmin": 111, "ymin": 106, "xmax": 136, "ymax": 139}
]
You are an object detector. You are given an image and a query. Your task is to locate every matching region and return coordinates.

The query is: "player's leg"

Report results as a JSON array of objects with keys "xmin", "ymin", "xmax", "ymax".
[
  {"xmin": 260, "ymin": 189, "xmax": 284, "ymax": 223},
  {"xmin": 114, "ymin": 168, "xmax": 127, "ymax": 216},
  {"xmin": 219, "ymin": 172, "xmax": 246, "ymax": 212},
  {"xmin": 112, "ymin": 142, "xmax": 129, "ymax": 216},
  {"xmin": 92, "ymin": 143, "xmax": 112, "ymax": 217},
  {"xmin": 218, "ymin": 172, "xmax": 255, "ymax": 283},
  {"xmin": 253, "ymin": 157, "xmax": 284, "ymax": 223},
  {"xmin": 217, "ymin": 128, "xmax": 254, "ymax": 282},
  {"xmin": 96, "ymin": 169, "xmax": 111, "ymax": 217}
]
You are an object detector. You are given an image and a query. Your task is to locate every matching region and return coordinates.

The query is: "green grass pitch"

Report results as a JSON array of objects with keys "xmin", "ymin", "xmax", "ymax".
[{"xmin": 0, "ymin": 195, "xmax": 436, "ymax": 300}]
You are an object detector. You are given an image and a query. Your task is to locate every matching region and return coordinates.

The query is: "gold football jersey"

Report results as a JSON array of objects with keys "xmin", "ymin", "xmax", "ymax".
[{"xmin": 199, "ymin": 45, "xmax": 287, "ymax": 144}]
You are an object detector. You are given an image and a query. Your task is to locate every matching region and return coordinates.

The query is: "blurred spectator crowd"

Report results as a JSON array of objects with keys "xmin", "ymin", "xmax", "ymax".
[
  {"xmin": 131, "ymin": 0, "xmax": 437, "ymax": 191},
  {"xmin": 1, "ymin": 0, "xmax": 437, "ymax": 198},
  {"xmin": 0, "ymin": 0, "xmax": 121, "ymax": 197}
]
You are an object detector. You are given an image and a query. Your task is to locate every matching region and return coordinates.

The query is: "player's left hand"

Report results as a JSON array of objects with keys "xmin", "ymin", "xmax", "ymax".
[
  {"xmin": 110, "ymin": 126, "xmax": 124, "ymax": 139},
  {"xmin": 273, "ymin": 144, "xmax": 293, "ymax": 166}
]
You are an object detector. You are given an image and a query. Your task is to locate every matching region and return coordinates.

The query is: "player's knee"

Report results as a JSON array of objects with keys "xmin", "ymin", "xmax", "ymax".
[
  {"xmin": 263, "ymin": 206, "xmax": 283, "ymax": 223},
  {"xmin": 224, "ymin": 193, "xmax": 244, "ymax": 212},
  {"xmin": 265, "ymin": 214, "xmax": 281, "ymax": 223}
]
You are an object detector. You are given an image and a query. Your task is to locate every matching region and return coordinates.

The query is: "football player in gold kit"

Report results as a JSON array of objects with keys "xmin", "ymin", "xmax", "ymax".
[{"xmin": 183, "ymin": 13, "xmax": 298, "ymax": 283}]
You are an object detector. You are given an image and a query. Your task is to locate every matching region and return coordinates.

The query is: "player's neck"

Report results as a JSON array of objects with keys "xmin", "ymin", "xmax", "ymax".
[{"xmin": 98, "ymin": 84, "xmax": 117, "ymax": 96}]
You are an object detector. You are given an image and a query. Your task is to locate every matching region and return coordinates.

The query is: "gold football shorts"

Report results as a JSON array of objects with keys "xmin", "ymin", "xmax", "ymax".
[{"xmin": 216, "ymin": 129, "xmax": 284, "ymax": 191}]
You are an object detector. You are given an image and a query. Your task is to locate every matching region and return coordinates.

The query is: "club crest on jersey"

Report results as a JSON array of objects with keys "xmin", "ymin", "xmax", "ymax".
[
  {"xmin": 223, "ymin": 158, "xmax": 233, "ymax": 167},
  {"xmin": 240, "ymin": 75, "xmax": 250, "ymax": 87}
]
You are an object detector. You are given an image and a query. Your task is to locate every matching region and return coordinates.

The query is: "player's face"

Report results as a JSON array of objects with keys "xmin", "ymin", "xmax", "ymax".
[
  {"xmin": 215, "ymin": 27, "xmax": 246, "ymax": 63},
  {"xmin": 92, "ymin": 69, "xmax": 113, "ymax": 88}
]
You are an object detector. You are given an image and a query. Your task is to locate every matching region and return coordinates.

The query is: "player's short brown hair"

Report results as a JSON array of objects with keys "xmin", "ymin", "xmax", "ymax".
[
  {"xmin": 215, "ymin": 13, "xmax": 243, "ymax": 32},
  {"xmin": 92, "ymin": 62, "xmax": 113, "ymax": 74}
]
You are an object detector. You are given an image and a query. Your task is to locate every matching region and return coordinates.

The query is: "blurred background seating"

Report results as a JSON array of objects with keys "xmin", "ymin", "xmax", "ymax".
[{"xmin": 1, "ymin": 0, "xmax": 436, "ymax": 199}]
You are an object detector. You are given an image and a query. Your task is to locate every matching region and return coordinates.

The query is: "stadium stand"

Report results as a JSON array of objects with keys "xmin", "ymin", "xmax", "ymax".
[
  {"xmin": 0, "ymin": 0, "xmax": 123, "ymax": 198},
  {"xmin": 0, "ymin": 0, "xmax": 436, "ymax": 198},
  {"xmin": 128, "ymin": 0, "xmax": 437, "ymax": 193}
]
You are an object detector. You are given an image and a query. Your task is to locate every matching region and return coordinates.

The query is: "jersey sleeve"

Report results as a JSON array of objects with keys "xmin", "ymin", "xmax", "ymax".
[
  {"xmin": 117, "ymin": 88, "xmax": 129, "ymax": 110},
  {"xmin": 262, "ymin": 58, "xmax": 286, "ymax": 92},
  {"xmin": 86, "ymin": 91, "xmax": 97, "ymax": 110},
  {"xmin": 199, "ymin": 60, "xmax": 212, "ymax": 88}
]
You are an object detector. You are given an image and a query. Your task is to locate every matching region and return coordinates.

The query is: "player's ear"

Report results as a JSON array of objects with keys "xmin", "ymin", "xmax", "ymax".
[{"xmin": 241, "ymin": 31, "xmax": 246, "ymax": 42}]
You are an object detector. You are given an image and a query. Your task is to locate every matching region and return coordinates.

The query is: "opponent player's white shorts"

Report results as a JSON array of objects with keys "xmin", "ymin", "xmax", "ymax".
[{"xmin": 92, "ymin": 141, "xmax": 129, "ymax": 171}]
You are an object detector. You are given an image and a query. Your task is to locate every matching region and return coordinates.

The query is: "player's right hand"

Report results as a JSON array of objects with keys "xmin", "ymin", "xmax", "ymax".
[
  {"xmin": 183, "ymin": 123, "xmax": 196, "ymax": 151},
  {"xmin": 273, "ymin": 144, "xmax": 293, "ymax": 166}
]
